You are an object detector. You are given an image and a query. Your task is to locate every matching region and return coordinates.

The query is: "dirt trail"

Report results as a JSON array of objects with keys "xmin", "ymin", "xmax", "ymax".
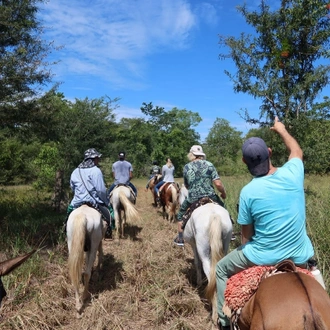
[{"xmin": 1, "ymin": 185, "xmax": 215, "ymax": 330}]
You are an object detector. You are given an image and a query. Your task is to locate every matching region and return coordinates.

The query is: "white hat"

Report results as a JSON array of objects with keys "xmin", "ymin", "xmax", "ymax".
[{"xmin": 190, "ymin": 145, "xmax": 205, "ymax": 157}]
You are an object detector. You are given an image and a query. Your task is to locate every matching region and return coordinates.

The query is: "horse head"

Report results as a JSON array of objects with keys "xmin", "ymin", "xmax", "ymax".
[
  {"xmin": 0, "ymin": 250, "xmax": 36, "ymax": 306},
  {"xmin": 179, "ymin": 184, "xmax": 188, "ymax": 205}
]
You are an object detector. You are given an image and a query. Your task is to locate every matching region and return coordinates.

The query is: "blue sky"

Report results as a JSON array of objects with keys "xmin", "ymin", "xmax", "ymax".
[{"xmin": 38, "ymin": 0, "xmax": 271, "ymax": 141}]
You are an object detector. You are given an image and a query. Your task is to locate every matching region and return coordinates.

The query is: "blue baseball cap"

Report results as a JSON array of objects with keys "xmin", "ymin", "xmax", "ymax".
[{"xmin": 242, "ymin": 137, "xmax": 269, "ymax": 176}]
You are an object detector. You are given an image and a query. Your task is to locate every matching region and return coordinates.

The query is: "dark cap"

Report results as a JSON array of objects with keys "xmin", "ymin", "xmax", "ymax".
[
  {"xmin": 242, "ymin": 137, "xmax": 269, "ymax": 177},
  {"xmin": 118, "ymin": 151, "xmax": 125, "ymax": 158}
]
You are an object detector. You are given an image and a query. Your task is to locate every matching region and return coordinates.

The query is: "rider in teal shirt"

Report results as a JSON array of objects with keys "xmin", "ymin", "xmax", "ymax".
[{"xmin": 215, "ymin": 118, "xmax": 315, "ymax": 330}]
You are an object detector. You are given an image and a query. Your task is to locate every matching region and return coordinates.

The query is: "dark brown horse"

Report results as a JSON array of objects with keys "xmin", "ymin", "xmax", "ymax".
[
  {"xmin": 237, "ymin": 271, "xmax": 330, "ymax": 329},
  {"xmin": 0, "ymin": 250, "xmax": 36, "ymax": 306},
  {"xmin": 147, "ymin": 174, "xmax": 162, "ymax": 207},
  {"xmin": 159, "ymin": 182, "xmax": 179, "ymax": 221}
]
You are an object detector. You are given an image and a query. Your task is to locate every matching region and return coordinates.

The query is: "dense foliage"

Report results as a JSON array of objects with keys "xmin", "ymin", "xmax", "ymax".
[
  {"xmin": 0, "ymin": 0, "xmax": 330, "ymax": 207},
  {"xmin": 0, "ymin": 0, "xmax": 55, "ymax": 131},
  {"xmin": 219, "ymin": 0, "xmax": 330, "ymax": 126}
]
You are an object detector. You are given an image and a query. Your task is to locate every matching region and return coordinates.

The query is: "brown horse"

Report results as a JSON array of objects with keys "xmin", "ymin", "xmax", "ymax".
[
  {"xmin": 0, "ymin": 250, "xmax": 36, "ymax": 306},
  {"xmin": 159, "ymin": 182, "xmax": 179, "ymax": 221},
  {"xmin": 236, "ymin": 271, "xmax": 330, "ymax": 329},
  {"xmin": 147, "ymin": 174, "xmax": 162, "ymax": 207}
]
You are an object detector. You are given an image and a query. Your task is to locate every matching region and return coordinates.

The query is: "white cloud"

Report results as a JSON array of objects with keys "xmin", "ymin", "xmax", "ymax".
[{"xmin": 39, "ymin": 0, "xmax": 200, "ymax": 88}]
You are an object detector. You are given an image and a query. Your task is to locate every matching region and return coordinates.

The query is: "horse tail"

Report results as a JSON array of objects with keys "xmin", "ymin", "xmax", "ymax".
[
  {"xmin": 68, "ymin": 213, "xmax": 87, "ymax": 289},
  {"xmin": 119, "ymin": 190, "xmax": 140, "ymax": 221},
  {"xmin": 205, "ymin": 213, "xmax": 224, "ymax": 303},
  {"xmin": 170, "ymin": 185, "xmax": 178, "ymax": 217}
]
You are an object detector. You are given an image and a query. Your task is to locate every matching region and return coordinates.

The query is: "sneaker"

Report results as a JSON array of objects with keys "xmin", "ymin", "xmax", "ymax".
[
  {"xmin": 217, "ymin": 319, "xmax": 230, "ymax": 330},
  {"xmin": 173, "ymin": 236, "xmax": 184, "ymax": 247}
]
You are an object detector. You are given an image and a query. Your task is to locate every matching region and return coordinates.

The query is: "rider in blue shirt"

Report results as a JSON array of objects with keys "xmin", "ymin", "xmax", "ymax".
[
  {"xmin": 215, "ymin": 118, "xmax": 315, "ymax": 330},
  {"xmin": 107, "ymin": 151, "xmax": 137, "ymax": 199},
  {"xmin": 67, "ymin": 148, "xmax": 112, "ymax": 237}
]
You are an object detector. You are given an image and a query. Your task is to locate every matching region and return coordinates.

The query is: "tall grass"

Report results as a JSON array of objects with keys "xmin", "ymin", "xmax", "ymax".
[{"xmin": 0, "ymin": 175, "xmax": 329, "ymax": 329}]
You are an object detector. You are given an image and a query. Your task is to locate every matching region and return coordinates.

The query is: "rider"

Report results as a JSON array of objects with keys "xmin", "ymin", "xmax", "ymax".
[
  {"xmin": 107, "ymin": 151, "xmax": 137, "ymax": 198},
  {"xmin": 145, "ymin": 160, "xmax": 161, "ymax": 191},
  {"xmin": 66, "ymin": 148, "xmax": 112, "ymax": 237},
  {"xmin": 154, "ymin": 157, "xmax": 175, "ymax": 204},
  {"xmin": 173, "ymin": 145, "xmax": 227, "ymax": 247},
  {"xmin": 215, "ymin": 117, "xmax": 316, "ymax": 330}
]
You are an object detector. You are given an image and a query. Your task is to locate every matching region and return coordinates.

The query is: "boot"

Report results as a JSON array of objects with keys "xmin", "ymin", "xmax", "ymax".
[{"xmin": 105, "ymin": 224, "xmax": 112, "ymax": 239}]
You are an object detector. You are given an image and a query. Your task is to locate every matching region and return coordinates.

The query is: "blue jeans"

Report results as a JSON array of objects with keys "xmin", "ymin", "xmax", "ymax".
[
  {"xmin": 107, "ymin": 182, "xmax": 138, "ymax": 197},
  {"xmin": 154, "ymin": 181, "xmax": 165, "ymax": 195}
]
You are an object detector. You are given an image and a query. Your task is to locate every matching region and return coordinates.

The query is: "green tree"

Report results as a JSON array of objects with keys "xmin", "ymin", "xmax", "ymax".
[
  {"xmin": 35, "ymin": 91, "xmax": 118, "ymax": 210},
  {"xmin": 110, "ymin": 117, "xmax": 154, "ymax": 178},
  {"xmin": 219, "ymin": 0, "xmax": 330, "ymax": 126},
  {"xmin": 0, "ymin": 0, "xmax": 56, "ymax": 130},
  {"xmin": 204, "ymin": 118, "xmax": 244, "ymax": 175},
  {"xmin": 140, "ymin": 102, "xmax": 202, "ymax": 173}
]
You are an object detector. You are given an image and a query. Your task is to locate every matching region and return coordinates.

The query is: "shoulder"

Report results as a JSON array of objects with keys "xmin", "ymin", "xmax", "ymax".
[
  {"xmin": 204, "ymin": 160, "xmax": 214, "ymax": 167},
  {"xmin": 282, "ymin": 157, "xmax": 304, "ymax": 171}
]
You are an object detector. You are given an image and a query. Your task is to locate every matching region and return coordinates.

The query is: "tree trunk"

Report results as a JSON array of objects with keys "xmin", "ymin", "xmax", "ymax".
[{"xmin": 52, "ymin": 169, "xmax": 64, "ymax": 213}]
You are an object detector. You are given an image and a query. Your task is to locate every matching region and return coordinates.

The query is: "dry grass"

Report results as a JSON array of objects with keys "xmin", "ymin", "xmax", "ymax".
[
  {"xmin": 0, "ymin": 180, "xmax": 222, "ymax": 330},
  {"xmin": 1, "ymin": 175, "xmax": 328, "ymax": 330}
]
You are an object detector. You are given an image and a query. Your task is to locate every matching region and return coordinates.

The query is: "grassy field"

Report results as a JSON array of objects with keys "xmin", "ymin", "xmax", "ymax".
[{"xmin": 0, "ymin": 175, "xmax": 329, "ymax": 329}]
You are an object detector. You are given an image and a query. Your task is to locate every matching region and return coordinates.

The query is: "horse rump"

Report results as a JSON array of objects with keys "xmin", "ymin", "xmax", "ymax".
[{"xmin": 238, "ymin": 271, "xmax": 330, "ymax": 330}]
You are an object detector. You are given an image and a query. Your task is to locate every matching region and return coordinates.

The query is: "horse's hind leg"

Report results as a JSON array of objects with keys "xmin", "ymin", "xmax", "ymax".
[
  {"xmin": 192, "ymin": 245, "xmax": 203, "ymax": 286},
  {"xmin": 75, "ymin": 288, "xmax": 83, "ymax": 317},
  {"xmin": 97, "ymin": 240, "xmax": 103, "ymax": 271},
  {"xmin": 82, "ymin": 250, "xmax": 96, "ymax": 302}
]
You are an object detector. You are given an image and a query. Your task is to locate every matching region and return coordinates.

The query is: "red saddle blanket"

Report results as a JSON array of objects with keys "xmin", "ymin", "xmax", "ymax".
[{"xmin": 223, "ymin": 264, "xmax": 313, "ymax": 317}]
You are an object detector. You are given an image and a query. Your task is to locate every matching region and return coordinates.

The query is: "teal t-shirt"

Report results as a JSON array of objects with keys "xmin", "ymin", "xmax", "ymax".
[{"xmin": 238, "ymin": 158, "xmax": 314, "ymax": 265}]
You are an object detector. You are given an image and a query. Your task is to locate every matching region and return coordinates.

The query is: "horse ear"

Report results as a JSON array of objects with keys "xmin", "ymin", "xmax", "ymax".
[{"xmin": 0, "ymin": 250, "xmax": 36, "ymax": 276}]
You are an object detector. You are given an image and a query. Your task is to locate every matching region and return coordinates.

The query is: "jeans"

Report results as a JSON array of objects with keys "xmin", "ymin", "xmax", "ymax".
[
  {"xmin": 108, "ymin": 182, "xmax": 138, "ymax": 197},
  {"xmin": 154, "ymin": 181, "xmax": 165, "ymax": 195}
]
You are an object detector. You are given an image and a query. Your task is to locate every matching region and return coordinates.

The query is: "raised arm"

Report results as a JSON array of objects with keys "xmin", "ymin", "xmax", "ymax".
[{"xmin": 270, "ymin": 116, "xmax": 303, "ymax": 160}]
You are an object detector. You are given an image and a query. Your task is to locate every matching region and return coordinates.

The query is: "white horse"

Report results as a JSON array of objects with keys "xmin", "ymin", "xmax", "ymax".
[
  {"xmin": 110, "ymin": 185, "xmax": 140, "ymax": 239},
  {"xmin": 67, "ymin": 205, "xmax": 106, "ymax": 317},
  {"xmin": 179, "ymin": 185, "xmax": 232, "ymax": 326}
]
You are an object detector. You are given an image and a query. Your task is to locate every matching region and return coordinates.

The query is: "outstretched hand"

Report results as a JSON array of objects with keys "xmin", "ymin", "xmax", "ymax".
[{"xmin": 270, "ymin": 116, "xmax": 286, "ymax": 134}]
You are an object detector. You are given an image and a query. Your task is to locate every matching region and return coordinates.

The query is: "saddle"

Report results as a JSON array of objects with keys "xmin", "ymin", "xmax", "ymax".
[
  {"xmin": 159, "ymin": 182, "xmax": 179, "ymax": 195},
  {"xmin": 181, "ymin": 197, "xmax": 218, "ymax": 230},
  {"xmin": 222, "ymin": 260, "xmax": 313, "ymax": 329},
  {"xmin": 110, "ymin": 184, "xmax": 136, "ymax": 204}
]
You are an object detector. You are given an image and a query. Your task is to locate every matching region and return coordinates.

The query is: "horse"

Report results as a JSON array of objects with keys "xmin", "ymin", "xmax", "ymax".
[
  {"xmin": 234, "ymin": 270, "xmax": 330, "ymax": 329},
  {"xmin": 66, "ymin": 205, "xmax": 106, "ymax": 317},
  {"xmin": 0, "ymin": 250, "xmax": 36, "ymax": 306},
  {"xmin": 178, "ymin": 185, "xmax": 233, "ymax": 325},
  {"xmin": 110, "ymin": 185, "xmax": 140, "ymax": 239},
  {"xmin": 147, "ymin": 174, "xmax": 162, "ymax": 207},
  {"xmin": 159, "ymin": 182, "xmax": 179, "ymax": 221}
]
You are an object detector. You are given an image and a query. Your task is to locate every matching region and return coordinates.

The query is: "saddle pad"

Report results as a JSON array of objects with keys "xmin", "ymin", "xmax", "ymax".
[
  {"xmin": 181, "ymin": 197, "xmax": 217, "ymax": 230},
  {"xmin": 223, "ymin": 264, "xmax": 314, "ymax": 316}
]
